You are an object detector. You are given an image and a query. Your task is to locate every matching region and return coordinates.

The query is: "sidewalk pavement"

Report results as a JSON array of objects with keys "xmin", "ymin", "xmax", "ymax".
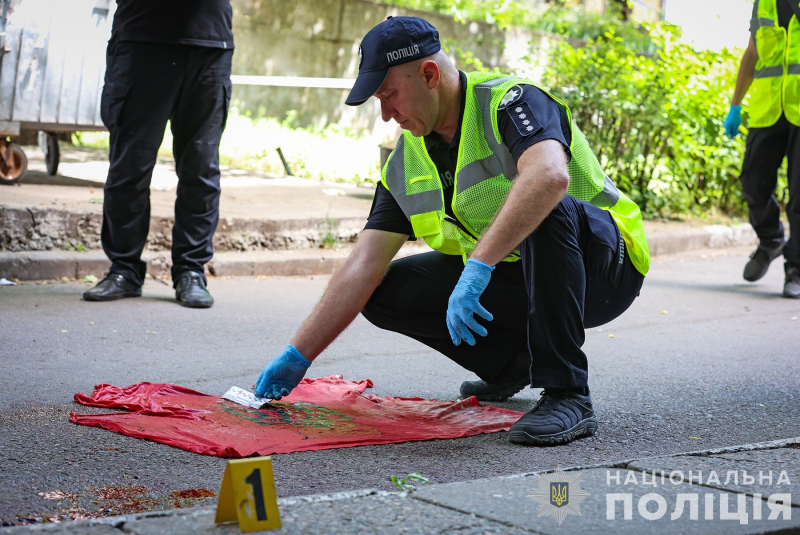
[
  {"xmin": 0, "ymin": 146, "xmax": 759, "ymax": 281},
  {"xmin": 1, "ymin": 438, "xmax": 798, "ymax": 534}
]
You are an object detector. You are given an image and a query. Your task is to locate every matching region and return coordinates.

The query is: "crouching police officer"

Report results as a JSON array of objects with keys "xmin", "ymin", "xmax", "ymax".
[{"xmin": 253, "ymin": 17, "xmax": 649, "ymax": 446}]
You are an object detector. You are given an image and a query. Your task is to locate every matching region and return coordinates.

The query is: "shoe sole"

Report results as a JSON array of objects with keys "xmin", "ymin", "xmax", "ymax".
[
  {"xmin": 83, "ymin": 289, "xmax": 142, "ymax": 302},
  {"xmin": 176, "ymin": 297, "xmax": 214, "ymax": 308},
  {"xmin": 508, "ymin": 417, "xmax": 598, "ymax": 446}
]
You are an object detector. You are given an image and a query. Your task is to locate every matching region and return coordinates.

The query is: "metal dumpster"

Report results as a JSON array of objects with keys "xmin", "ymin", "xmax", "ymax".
[{"xmin": 0, "ymin": 0, "xmax": 115, "ymax": 183}]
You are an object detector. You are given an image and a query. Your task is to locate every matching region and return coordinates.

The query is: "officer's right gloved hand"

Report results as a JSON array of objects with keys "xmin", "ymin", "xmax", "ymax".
[
  {"xmin": 724, "ymin": 105, "xmax": 743, "ymax": 139},
  {"xmin": 446, "ymin": 258, "xmax": 495, "ymax": 347},
  {"xmin": 254, "ymin": 345, "xmax": 311, "ymax": 400}
]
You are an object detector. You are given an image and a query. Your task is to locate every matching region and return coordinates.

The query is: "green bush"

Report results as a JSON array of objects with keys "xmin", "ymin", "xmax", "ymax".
[
  {"xmin": 387, "ymin": 0, "xmax": 651, "ymax": 51},
  {"xmin": 541, "ymin": 24, "xmax": 750, "ymax": 217}
]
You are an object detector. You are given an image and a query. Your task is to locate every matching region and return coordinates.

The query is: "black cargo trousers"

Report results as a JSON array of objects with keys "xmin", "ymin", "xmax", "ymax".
[
  {"xmin": 739, "ymin": 113, "xmax": 800, "ymax": 269},
  {"xmin": 361, "ymin": 196, "xmax": 645, "ymax": 389},
  {"xmin": 100, "ymin": 38, "xmax": 233, "ymax": 287}
]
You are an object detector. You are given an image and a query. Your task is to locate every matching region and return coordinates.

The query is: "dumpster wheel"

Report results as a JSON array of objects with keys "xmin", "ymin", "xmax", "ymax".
[
  {"xmin": 0, "ymin": 140, "xmax": 27, "ymax": 185},
  {"xmin": 39, "ymin": 131, "xmax": 60, "ymax": 176}
]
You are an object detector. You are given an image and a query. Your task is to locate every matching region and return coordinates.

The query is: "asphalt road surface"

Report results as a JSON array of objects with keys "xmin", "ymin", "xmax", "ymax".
[{"xmin": 1, "ymin": 246, "xmax": 799, "ymax": 524}]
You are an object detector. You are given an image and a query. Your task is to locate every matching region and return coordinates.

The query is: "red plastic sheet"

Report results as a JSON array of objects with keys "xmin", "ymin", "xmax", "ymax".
[{"xmin": 70, "ymin": 376, "xmax": 523, "ymax": 457}]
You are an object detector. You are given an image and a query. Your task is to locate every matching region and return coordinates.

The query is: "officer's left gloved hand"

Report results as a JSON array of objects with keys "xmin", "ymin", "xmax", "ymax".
[
  {"xmin": 254, "ymin": 345, "xmax": 311, "ymax": 400},
  {"xmin": 724, "ymin": 105, "xmax": 743, "ymax": 139},
  {"xmin": 446, "ymin": 258, "xmax": 495, "ymax": 346}
]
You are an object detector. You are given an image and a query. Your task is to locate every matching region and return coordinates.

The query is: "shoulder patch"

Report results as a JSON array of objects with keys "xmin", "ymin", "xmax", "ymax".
[
  {"xmin": 498, "ymin": 84, "xmax": 524, "ymax": 110},
  {"xmin": 507, "ymin": 101, "xmax": 543, "ymax": 138}
]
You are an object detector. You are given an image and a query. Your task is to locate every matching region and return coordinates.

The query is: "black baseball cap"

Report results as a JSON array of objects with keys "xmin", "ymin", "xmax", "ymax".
[{"xmin": 346, "ymin": 16, "xmax": 441, "ymax": 106}]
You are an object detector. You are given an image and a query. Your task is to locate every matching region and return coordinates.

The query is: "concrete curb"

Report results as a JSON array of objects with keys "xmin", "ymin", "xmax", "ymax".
[
  {"xmin": 0, "ymin": 249, "xmax": 354, "ymax": 280},
  {"xmin": 0, "ymin": 205, "xmax": 364, "ymax": 255},
  {"xmin": 0, "ymin": 245, "xmax": 433, "ymax": 281},
  {"xmin": 645, "ymin": 223, "xmax": 757, "ymax": 257},
  {"xmin": 0, "ymin": 224, "xmax": 757, "ymax": 281},
  {"xmin": 2, "ymin": 437, "xmax": 797, "ymax": 534}
]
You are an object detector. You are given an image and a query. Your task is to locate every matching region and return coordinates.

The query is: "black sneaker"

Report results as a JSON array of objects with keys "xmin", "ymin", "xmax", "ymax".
[
  {"xmin": 784, "ymin": 267, "xmax": 800, "ymax": 299},
  {"xmin": 508, "ymin": 388, "xmax": 597, "ymax": 446},
  {"xmin": 460, "ymin": 354, "xmax": 530, "ymax": 401},
  {"xmin": 83, "ymin": 273, "xmax": 142, "ymax": 301},
  {"xmin": 175, "ymin": 271, "xmax": 214, "ymax": 308},
  {"xmin": 460, "ymin": 377, "xmax": 530, "ymax": 401},
  {"xmin": 744, "ymin": 241, "xmax": 785, "ymax": 282}
]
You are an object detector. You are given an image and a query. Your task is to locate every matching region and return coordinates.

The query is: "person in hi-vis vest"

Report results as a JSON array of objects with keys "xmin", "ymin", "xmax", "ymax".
[
  {"xmin": 724, "ymin": 0, "xmax": 800, "ymax": 297},
  {"xmin": 252, "ymin": 17, "xmax": 650, "ymax": 446}
]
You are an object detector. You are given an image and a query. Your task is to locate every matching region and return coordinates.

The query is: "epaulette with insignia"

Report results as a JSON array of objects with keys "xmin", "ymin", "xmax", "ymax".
[{"xmin": 508, "ymin": 101, "xmax": 543, "ymax": 137}]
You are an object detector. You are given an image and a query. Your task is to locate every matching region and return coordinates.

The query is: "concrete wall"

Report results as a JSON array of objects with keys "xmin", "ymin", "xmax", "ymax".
[{"xmin": 229, "ymin": 0, "xmax": 553, "ymax": 132}]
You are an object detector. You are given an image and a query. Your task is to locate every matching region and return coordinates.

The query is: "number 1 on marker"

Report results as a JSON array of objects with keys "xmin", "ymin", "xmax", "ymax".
[{"xmin": 244, "ymin": 468, "xmax": 268, "ymax": 522}]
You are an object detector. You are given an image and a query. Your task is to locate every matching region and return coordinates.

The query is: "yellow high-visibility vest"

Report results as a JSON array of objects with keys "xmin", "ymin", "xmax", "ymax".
[
  {"xmin": 381, "ymin": 72, "xmax": 650, "ymax": 276},
  {"xmin": 749, "ymin": 0, "xmax": 800, "ymax": 127}
]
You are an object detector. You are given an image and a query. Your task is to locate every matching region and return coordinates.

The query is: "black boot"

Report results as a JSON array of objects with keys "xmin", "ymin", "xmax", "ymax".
[
  {"xmin": 83, "ymin": 273, "xmax": 142, "ymax": 302},
  {"xmin": 508, "ymin": 388, "xmax": 597, "ymax": 446},
  {"xmin": 743, "ymin": 240, "xmax": 785, "ymax": 282},
  {"xmin": 460, "ymin": 377, "xmax": 530, "ymax": 402},
  {"xmin": 460, "ymin": 354, "xmax": 530, "ymax": 401},
  {"xmin": 175, "ymin": 271, "xmax": 214, "ymax": 308},
  {"xmin": 784, "ymin": 266, "xmax": 800, "ymax": 298}
]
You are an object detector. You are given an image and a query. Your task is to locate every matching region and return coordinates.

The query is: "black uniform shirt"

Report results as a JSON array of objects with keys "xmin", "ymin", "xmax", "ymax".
[
  {"xmin": 112, "ymin": 0, "xmax": 234, "ymax": 49},
  {"xmin": 365, "ymin": 71, "xmax": 572, "ymax": 238}
]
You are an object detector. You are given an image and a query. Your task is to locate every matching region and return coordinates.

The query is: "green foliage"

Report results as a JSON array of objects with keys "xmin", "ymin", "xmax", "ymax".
[
  {"xmin": 71, "ymin": 109, "xmax": 382, "ymax": 185},
  {"xmin": 320, "ymin": 214, "xmax": 340, "ymax": 249},
  {"xmin": 542, "ymin": 23, "xmax": 750, "ymax": 217},
  {"xmin": 387, "ymin": 0, "xmax": 650, "ymax": 50},
  {"xmin": 389, "ymin": 472, "xmax": 430, "ymax": 492},
  {"xmin": 61, "ymin": 243, "xmax": 87, "ymax": 252},
  {"xmin": 72, "ymin": 131, "xmax": 109, "ymax": 149}
]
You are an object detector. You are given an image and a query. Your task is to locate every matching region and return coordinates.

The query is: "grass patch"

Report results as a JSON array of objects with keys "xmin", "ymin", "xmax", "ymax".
[
  {"xmin": 72, "ymin": 108, "xmax": 382, "ymax": 186},
  {"xmin": 389, "ymin": 472, "xmax": 430, "ymax": 492}
]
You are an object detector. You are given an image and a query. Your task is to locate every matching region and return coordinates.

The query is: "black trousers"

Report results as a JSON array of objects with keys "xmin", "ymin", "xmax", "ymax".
[
  {"xmin": 361, "ymin": 196, "xmax": 645, "ymax": 389},
  {"xmin": 739, "ymin": 114, "xmax": 800, "ymax": 268},
  {"xmin": 100, "ymin": 39, "xmax": 233, "ymax": 286}
]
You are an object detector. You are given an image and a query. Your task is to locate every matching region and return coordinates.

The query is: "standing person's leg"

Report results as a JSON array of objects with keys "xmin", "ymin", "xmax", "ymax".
[
  {"xmin": 509, "ymin": 196, "xmax": 644, "ymax": 446},
  {"xmin": 85, "ymin": 41, "xmax": 181, "ymax": 301},
  {"xmin": 361, "ymin": 251, "xmax": 531, "ymax": 389},
  {"xmin": 782, "ymin": 122, "xmax": 800, "ymax": 298},
  {"xmin": 169, "ymin": 47, "xmax": 233, "ymax": 308},
  {"xmin": 739, "ymin": 116, "xmax": 791, "ymax": 282}
]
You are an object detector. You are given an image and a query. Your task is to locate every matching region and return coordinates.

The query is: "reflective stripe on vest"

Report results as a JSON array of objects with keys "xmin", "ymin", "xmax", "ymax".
[
  {"xmin": 384, "ymin": 136, "xmax": 441, "ymax": 216},
  {"xmin": 472, "ymin": 76, "xmax": 518, "ymax": 193},
  {"xmin": 754, "ymin": 65, "xmax": 785, "ymax": 78}
]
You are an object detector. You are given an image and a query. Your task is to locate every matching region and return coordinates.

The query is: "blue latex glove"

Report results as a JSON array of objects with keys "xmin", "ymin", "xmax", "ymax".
[
  {"xmin": 254, "ymin": 345, "xmax": 311, "ymax": 400},
  {"xmin": 724, "ymin": 105, "xmax": 742, "ymax": 139},
  {"xmin": 446, "ymin": 258, "xmax": 495, "ymax": 346}
]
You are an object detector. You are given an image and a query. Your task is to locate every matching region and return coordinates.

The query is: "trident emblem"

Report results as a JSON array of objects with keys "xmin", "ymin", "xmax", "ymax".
[{"xmin": 550, "ymin": 482, "xmax": 569, "ymax": 508}]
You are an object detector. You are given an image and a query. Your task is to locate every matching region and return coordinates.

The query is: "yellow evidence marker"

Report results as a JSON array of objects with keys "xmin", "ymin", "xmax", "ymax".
[{"xmin": 215, "ymin": 457, "xmax": 282, "ymax": 531}]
